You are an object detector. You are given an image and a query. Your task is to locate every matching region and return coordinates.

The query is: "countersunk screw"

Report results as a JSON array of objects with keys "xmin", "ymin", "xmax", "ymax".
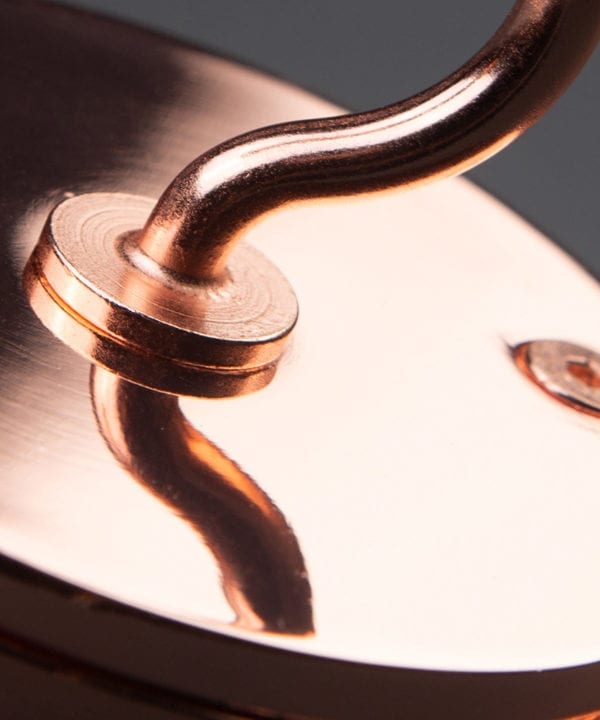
[{"xmin": 514, "ymin": 340, "xmax": 600, "ymax": 417}]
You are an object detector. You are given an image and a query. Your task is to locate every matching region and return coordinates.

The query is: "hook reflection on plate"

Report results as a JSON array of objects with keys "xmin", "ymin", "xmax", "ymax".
[{"xmin": 90, "ymin": 365, "xmax": 314, "ymax": 636}]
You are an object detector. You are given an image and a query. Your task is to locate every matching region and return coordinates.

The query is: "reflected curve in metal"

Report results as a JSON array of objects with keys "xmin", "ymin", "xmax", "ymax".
[
  {"xmin": 138, "ymin": 0, "xmax": 600, "ymax": 281},
  {"xmin": 90, "ymin": 365, "xmax": 313, "ymax": 636}
]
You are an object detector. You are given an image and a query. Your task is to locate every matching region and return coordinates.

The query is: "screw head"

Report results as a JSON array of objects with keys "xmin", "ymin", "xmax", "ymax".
[{"xmin": 514, "ymin": 340, "xmax": 600, "ymax": 417}]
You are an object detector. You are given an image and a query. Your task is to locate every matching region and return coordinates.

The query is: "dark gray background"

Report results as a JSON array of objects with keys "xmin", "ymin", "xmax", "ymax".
[{"xmin": 60, "ymin": 1, "xmax": 599, "ymax": 274}]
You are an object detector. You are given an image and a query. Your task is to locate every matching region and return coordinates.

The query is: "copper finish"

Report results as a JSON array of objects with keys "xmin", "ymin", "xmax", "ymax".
[
  {"xmin": 24, "ymin": 0, "xmax": 600, "ymax": 395},
  {"xmin": 25, "ymin": 193, "xmax": 297, "ymax": 396},
  {"xmin": 91, "ymin": 365, "xmax": 313, "ymax": 634},
  {"xmin": 514, "ymin": 340, "xmax": 600, "ymax": 416},
  {"xmin": 10, "ymin": 174, "xmax": 600, "ymax": 676},
  {"xmin": 3, "ymin": 2, "xmax": 600, "ymax": 720},
  {"xmin": 140, "ymin": 0, "xmax": 600, "ymax": 281}
]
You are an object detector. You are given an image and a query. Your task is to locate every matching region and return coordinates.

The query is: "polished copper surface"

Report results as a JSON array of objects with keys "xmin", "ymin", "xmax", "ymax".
[
  {"xmin": 514, "ymin": 340, "xmax": 600, "ymax": 417},
  {"xmin": 137, "ymin": 0, "xmax": 600, "ymax": 281},
  {"xmin": 23, "ymin": 0, "xmax": 600, "ymax": 395},
  {"xmin": 91, "ymin": 365, "xmax": 313, "ymax": 635},
  {"xmin": 2, "ymin": 2, "xmax": 600, "ymax": 719},
  {"xmin": 25, "ymin": 193, "xmax": 297, "ymax": 396}
]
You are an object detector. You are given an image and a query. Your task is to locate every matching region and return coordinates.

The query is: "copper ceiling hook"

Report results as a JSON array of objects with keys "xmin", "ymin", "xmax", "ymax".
[
  {"xmin": 136, "ymin": 0, "xmax": 600, "ymax": 282},
  {"xmin": 24, "ymin": 0, "xmax": 600, "ymax": 397}
]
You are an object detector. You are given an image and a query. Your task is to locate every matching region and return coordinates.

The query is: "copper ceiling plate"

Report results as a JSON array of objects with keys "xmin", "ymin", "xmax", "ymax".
[{"xmin": 1, "ymin": 2, "xmax": 600, "ymax": 719}]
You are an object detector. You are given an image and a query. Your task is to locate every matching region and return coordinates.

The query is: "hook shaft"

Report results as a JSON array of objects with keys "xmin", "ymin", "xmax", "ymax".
[
  {"xmin": 25, "ymin": 0, "xmax": 600, "ymax": 397},
  {"xmin": 136, "ymin": 0, "xmax": 600, "ymax": 282}
]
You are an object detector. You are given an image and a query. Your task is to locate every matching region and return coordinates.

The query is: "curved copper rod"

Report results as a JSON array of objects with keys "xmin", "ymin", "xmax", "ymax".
[
  {"xmin": 90, "ymin": 366, "xmax": 313, "ymax": 635},
  {"xmin": 136, "ymin": 0, "xmax": 600, "ymax": 282}
]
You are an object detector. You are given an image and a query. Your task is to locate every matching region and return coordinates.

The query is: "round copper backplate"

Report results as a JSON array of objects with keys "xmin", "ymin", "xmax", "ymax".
[{"xmin": 1, "ymin": 3, "xmax": 600, "ymax": 720}]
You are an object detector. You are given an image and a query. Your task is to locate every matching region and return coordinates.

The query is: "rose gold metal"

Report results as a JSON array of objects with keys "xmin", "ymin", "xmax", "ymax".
[
  {"xmin": 24, "ymin": 193, "xmax": 296, "ymax": 397},
  {"xmin": 90, "ymin": 365, "xmax": 313, "ymax": 635},
  {"xmin": 514, "ymin": 340, "xmax": 600, "ymax": 417},
  {"xmin": 4, "ymin": 1, "xmax": 600, "ymax": 718},
  {"xmin": 24, "ymin": 0, "xmax": 600, "ymax": 396}
]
